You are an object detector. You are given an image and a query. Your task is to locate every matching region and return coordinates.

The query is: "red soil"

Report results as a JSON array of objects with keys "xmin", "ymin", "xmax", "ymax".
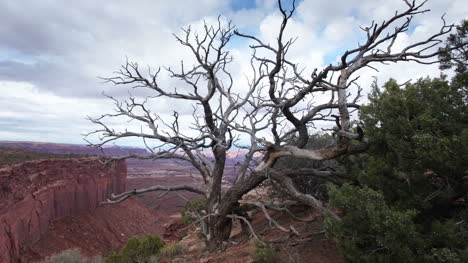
[
  {"xmin": 164, "ymin": 208, "xmax": 344, "ymax": 263},
  {"xmin": 22, "ymin": 197, "xmax": 159, "ymax": 262},
  {"xmin": 20, "ymin": 175, "xmax": 202, "ymax": 262},
  {"xmin": 15, "ymin": 169, "xmax": 343, "ymax": 263},
  {"xmin": 126, "ymin": 176, "xmax": 204, "ymax": 224}
]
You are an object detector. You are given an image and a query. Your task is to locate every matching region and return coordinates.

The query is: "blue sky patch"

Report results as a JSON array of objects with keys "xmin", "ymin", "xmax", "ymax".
[{"xmin": 229, "ymin": 0, "xmax": 257, "ymax": 11}]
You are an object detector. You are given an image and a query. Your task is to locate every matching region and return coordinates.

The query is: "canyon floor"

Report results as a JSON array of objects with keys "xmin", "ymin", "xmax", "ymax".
[
  {"xmin": 23, "ymin": 174, "xmax": 342, "ymax": 263},
  {"xmin": 22, "ymin": 197, "xmax": 158, "ymax": 262}
]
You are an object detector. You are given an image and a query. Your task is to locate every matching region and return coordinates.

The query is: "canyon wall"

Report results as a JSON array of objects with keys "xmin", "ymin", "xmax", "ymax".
[{"xmin": 0, "ymin": 158, "xmax": 127, "ymax": 263}]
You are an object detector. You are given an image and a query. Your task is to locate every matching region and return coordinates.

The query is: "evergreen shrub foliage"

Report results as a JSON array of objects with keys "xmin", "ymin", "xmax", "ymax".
[
  {"xmin": 326, "ymin": 24, "xmax": 468, "ymax": 261},
  {"xmin": 104, "ymin": 235, "xmax": 164, "ymax": 263},
  {"xmin": 325, "ymin": 76, "xmax": 467, "ymax": 262},
  {"xmin": 181, "ymin": 198, "xmax": 207, "ymax": 226}
]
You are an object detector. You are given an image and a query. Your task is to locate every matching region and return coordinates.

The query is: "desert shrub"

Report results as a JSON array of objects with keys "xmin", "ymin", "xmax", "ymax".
[
  {"xmin": 325, "ymin": 74, "xmax": 467, "ymax": 262},
  {"xmin": 252, "ymin": 241, "xmax": 279, "ymax": 263},
  {"xmin": 36, "ymin": 249, "xmax": 101, "ymax": 263},
  {"xmin": 325, "ymin": 184, "xmax": 423, "ymax": 263},
  {"xmin": 180, "ymin": 198, "xmax": 207, "ymax": 225},
  {"xmin": 196, "ymin": 231, "xmax": 205, "ymax": 240},
  {"xmin": 103, "ymin": 235, "xmax": 164, "ymax": 263},
  {"xmin": 325, "ymin": 23, "xmax": 468, "ymax": 259},
  {"xmin": 159, "ymin": 243, "xmax": 185, "ymax": 259}
]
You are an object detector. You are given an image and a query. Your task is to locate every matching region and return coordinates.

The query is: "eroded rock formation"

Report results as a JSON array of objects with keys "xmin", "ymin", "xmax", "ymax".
[{"xmin": 0, "ymin": 158, "xmax": 126, "ymax": 263}]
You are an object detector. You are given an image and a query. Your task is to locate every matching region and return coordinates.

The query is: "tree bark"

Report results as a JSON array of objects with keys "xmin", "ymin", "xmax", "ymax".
[{"xmin": 205, "ymin": 170, "xmax": 268, "ymax": 251}]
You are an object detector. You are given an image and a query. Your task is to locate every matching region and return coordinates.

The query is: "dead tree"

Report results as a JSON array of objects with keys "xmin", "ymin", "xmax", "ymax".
[{"xmin": 85, "ymin": 0, "xmax": 454, "ymax": 251}]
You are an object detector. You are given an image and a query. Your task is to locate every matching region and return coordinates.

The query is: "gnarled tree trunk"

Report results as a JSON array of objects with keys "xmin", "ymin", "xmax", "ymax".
[{"xmin": 88, "ymin": 0, "xmax": 453, "ymax": 252}]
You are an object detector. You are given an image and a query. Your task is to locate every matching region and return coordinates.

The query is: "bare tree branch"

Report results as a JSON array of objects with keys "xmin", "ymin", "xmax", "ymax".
[
  {"xmin": 86, "ymin": 0, "xmax": 452, "ymax": 251},
  {"xmin": 102, "ymin": 185, "xmax": 206, "ymax": 204}
]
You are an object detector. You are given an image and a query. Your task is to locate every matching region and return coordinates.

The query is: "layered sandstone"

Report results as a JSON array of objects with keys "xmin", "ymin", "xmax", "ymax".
[{"xmin": 0, "ymin": 158, "xmax": 126, "ymax": 263}]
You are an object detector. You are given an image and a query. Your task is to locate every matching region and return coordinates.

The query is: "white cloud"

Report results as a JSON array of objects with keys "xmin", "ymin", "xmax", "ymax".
[
  {"xmin": 0, "ymin": 0, "xmax": 466, "ymax": 145},
  {"xmin": 0, "ymin": 81, "xmax": 109, "ymax": 143},
  {"xmin": 323, "ymin": 16, "xmax": 358, "ymax": 42}
]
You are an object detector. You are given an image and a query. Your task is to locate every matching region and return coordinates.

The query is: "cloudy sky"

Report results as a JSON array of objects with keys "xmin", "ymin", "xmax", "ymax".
[{"xmin": 0, "ymin": 0, "xmax": 466, "ymax": 147}]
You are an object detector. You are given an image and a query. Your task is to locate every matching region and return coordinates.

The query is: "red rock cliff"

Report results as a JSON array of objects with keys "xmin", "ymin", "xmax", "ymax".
[{"xmin": 0, "ymin": 158, "xmax": 126, "ymax": 263}]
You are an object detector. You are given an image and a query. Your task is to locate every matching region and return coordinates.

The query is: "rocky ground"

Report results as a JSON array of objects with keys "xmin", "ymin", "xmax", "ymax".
[
  {"xmin": 159, "ymin": 207, "xmax": 343, "ymax": 263},
  {"xmin": 129, "ymin": 175, "xmax": 344, "ymax": 263}
]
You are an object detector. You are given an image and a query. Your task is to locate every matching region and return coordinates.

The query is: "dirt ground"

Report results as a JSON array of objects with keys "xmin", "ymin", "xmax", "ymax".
[
  {"xmin": 126, "ymin": 176, "xmax": 204, "ymax": 219},
  {"xmin": 21, "ymin": 197, "xmax": 160, "ymax": 262},
  {"xmin": 162, "ymin": 208, "xmax": 344, "ymax": 263}
]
